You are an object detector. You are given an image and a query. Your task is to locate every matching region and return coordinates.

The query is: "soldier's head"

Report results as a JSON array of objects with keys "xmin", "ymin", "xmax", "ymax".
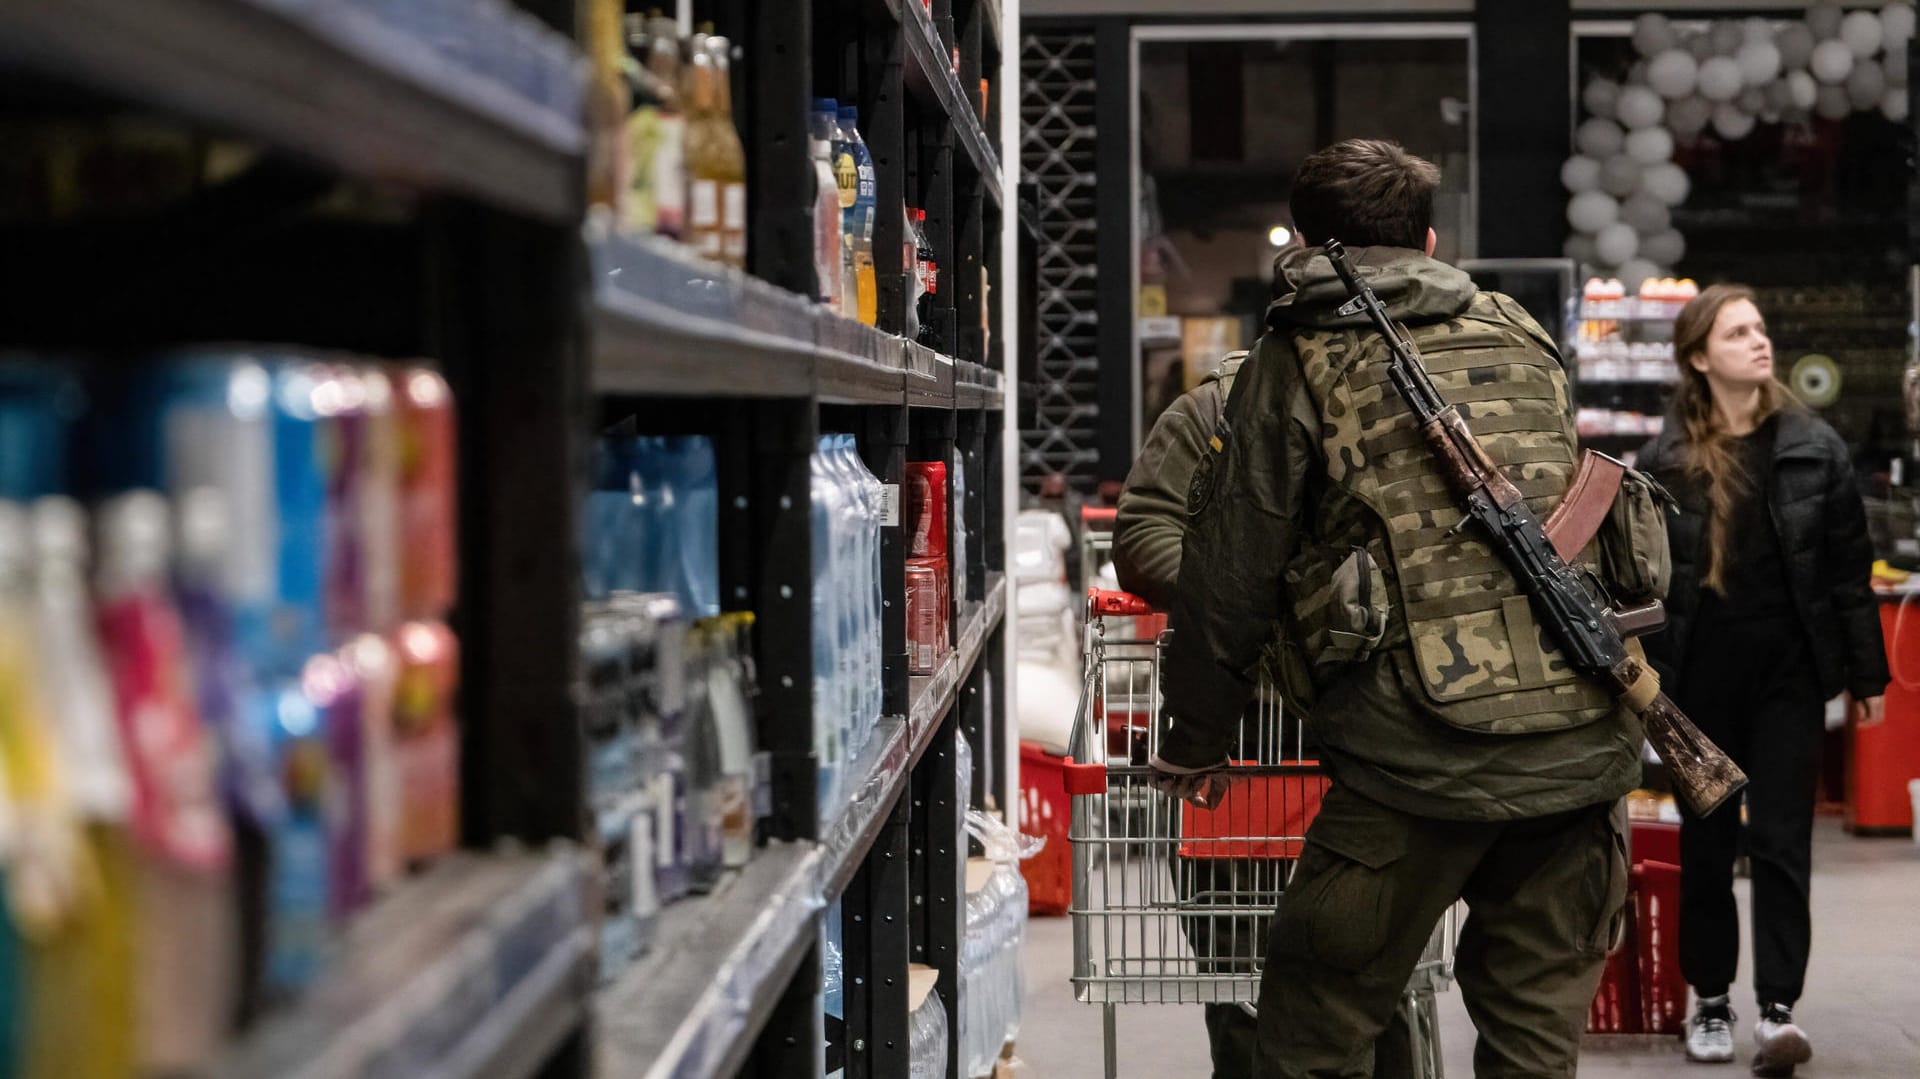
[{"xmin": 1290, "ymin": 139, "xmax": 1440, "ymax": 255}]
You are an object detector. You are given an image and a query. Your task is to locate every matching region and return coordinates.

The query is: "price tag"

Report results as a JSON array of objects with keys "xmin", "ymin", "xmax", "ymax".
[{"xmin": 880, "ymin": 483, "xmax": 902, "ymax": 527}]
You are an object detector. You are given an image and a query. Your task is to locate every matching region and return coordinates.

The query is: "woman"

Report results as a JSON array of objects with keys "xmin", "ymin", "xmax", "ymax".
[{"xmin": 1637, "ymin": 284, "xmax": 1888, "ymax": 1077}]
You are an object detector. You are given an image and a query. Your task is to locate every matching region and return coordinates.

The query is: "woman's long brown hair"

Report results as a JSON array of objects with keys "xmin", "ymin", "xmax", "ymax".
[{"xmin": 1669, "ymin": 283, "xmax": 1795, "ymax": 593}]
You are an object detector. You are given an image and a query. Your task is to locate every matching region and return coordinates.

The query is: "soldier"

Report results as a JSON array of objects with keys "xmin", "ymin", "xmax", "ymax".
[
  {"xmin": 1115, "ymin": 357, "xmax": 1423, "ymax": 1079},
  {"xmin": 1151, "ymin": 139, "xmax": 1641, "ymax": 1079}
]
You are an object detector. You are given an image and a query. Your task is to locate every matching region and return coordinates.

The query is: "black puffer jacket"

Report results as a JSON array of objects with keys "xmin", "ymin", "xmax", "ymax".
[{"xmin": 1637, "ymin": 407, "xmax": 1889, "ymax": 701}]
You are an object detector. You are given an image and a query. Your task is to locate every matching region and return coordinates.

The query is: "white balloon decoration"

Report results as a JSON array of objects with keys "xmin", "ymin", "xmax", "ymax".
[
  {"xmin": 1569, "ymin": 5, "xmax": 1913, "ymax": 279},
  {"xmin": 1777, "ymin": 22, "xmax": 1818, "ymax": 69},
  {"xmin": 1816, "ymin": 82, "xmax": 1853, "ymax": 118},
  {"xmin": 1583, "ymin": 78, "xmax": 1623, "ymax": 118},
  {"xmin": 1764, "ymin": 78, "xmax": 1798, "ymax": 116},
  {"xmin": 1641, "ymin": 163, "xmax": 1691, "ymax": 207},
  {"xmin": 1625, "ymin": 126, "xmax": 1674, "ymax": 165},
  {"xmin": 1642, "ymin": 230, "xmax": 1687, "ymax": 266},
  {"xmin": 1648, "ymin": 49, "xmax": 1700, "ymax": 99},
  {"xmin": 1595, "ymin": 222, "xmax": 1640, "ymax": 266},
  {"xmin": 1840, "ymin": 9, "xmax": 1885, "ymax": 56},
  {"xmin": 1632, "ymin": 13, "xmax": 1678, "ymax": 58},
  {"xmin": 1710, "ymin": 20, "xmax": 1745, "ymax": 55},
  {"xmin": 1667, "ymin": 95, "xmax": 1716, "ymax": 138},
  {"xmin": 1621, "ymin": 193, "xmax": 1671, "ymax": 235},
  {"xmin": 1712, "ymin": 102, "xmax": 1758, "ymax": 139},
  {"xmin": 1807, "ymin": 2, "xmax": 1846, "ymax": 40},
  {"xmin": 1576, "ymin": 117, "xmax": 1627, "ymax": 158},
  {"xmin": 1698, "ymin": 56, "xmax": 1746, "ymax": 101},
  {"xmin": 1886, "ymin": 3, "xmax": 1918, "ymax": 45},
  {"xmin": 1600, "ymin": 155, "xmax": 1643, "ymax": 197},
  {"xmin": 1616, "ymin": 85, "xmax": 1666, "ymax": 129},
  {"xmin": 1567, "ymin": 191, "xmax": 1621, "ymax": 233},
  {"xmin": 1787, "ymin": 69, "xmax": 1820, "ymax": 108},
  {"xmin": 1737, "ymin": 40, "xmax": 1783, "ymax": 86},
  {"xmin": 1560, "ymin": 155, "xmax": 1603, "ymax": 194},
  {"xmin": 1848, "ymin": 58, "xmax": 1888, "ymax": 108},
  {"xmin": 1812, "ymin": 39, "xmax": 1856, "ymax": 83},
  {"xmin": 1616, "ymin": 259, "xmax": 1663, "ymax": 292}
]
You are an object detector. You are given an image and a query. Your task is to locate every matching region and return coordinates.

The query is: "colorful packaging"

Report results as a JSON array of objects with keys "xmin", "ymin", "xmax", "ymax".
[
  {"xmin": 140, "ymin": 356, "xmax": 330, "ymax": 677},
  {"xmin": 393, "ymin": 366, "xmax": 457, "ymax": 620},
  {"xmin": 91, "ymin": 492, "xmax": 233, "ymax": 1074},
  {"xmin": 352, "ymin": 368, "xmax": 402, "ymax": 635},
  {"xmin": 26, "ymin": 498, "xmax": 139, "ymax": 1078},
  {"xmin": 393, "ymin": 621, "xmax": 459, "ymax": 865},
  {"xmin": 346, "ymin": 634, "xmax": 401, "ymax": 894},
  {"xmin": 906, "ymin": 461, "xmax": 949, "ymax": 559},
  {"xmin": 906, "ymin": 558, "xmax": 948, "ymax": 675},
  {"xmin": 304, "ymin": 651, "xmax": 367, "ymax": 919},
  {"xmin": 246, "ymin": 677, "xmax": 329, "ymax": 996}
]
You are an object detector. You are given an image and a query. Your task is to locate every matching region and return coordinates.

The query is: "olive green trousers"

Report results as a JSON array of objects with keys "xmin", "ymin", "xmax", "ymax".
[{"xmin": 1254, "ymin": 786, "xmax": 1628, "ymax": 1079}]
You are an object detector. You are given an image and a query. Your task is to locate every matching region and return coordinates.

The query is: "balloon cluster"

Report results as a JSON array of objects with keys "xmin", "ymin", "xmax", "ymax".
[{"xmin": 1565, "ymin": 3, "xmax": 1915, "ymax": 289}]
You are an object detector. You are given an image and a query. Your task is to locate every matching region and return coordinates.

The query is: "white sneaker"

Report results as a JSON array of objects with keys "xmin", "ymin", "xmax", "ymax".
[
  {"xmin": 1687, "ymin": 1001, "xmax": 1736, "ymax": 1064},
  {"xmin": 1752, "ymin": 1004, "xmax": 1812, "ymax": 1077}
]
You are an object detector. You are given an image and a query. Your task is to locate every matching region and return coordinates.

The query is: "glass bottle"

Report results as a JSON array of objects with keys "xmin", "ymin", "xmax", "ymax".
[
  {"xmin": 645, "ymin": 15, "xmax": 687, "ymax": 240},
  {"xmin": 704, "ymin": 33, "xmax": 748, "ymax": 269}
]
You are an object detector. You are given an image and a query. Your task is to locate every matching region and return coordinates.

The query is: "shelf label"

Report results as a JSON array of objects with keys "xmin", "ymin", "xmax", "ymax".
[{"xmin": 881, "ymin": 483, "xmax": 902, "ymax": 527}]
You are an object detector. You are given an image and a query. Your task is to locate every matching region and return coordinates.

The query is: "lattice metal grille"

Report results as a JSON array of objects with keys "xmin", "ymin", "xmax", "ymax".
[{"xmin": 1021, "ymin": 30, "xmax": 1101, "ymax": 495}]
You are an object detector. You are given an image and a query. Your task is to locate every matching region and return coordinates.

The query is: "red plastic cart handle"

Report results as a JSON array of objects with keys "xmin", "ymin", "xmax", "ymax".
[
  {"xmin": 1080, "ymin": 505, "xmax": 1118, "ymax": 524},
  {"xmin": 1063, "ymin": 759, "xmax": 1109, "ymax": 796},
  {"xmin": 1087, "ymin": 588, "xmax": 1157, "ymax": 618}
]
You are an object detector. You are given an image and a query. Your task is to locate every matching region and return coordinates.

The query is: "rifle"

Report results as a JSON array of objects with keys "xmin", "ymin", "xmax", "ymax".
[{"xmin": 1324, "ymin": 240, "xmax": 1746, "ymax": 817}]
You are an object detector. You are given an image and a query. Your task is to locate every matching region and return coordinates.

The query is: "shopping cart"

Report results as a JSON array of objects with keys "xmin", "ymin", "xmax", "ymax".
[{"xmin": 1063, "ymin": 589, "xmax": 1456, "ymax": 1079}]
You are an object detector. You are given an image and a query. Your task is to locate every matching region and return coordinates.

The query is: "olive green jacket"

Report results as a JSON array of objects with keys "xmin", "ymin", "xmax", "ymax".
[
  {"xmin": 1155, "ymin": 246, "xmax": 1642, "ymax": 822},
  {"xmin": 1113, "ymin": 353, "xmax": 1245, "ymax": 609}
]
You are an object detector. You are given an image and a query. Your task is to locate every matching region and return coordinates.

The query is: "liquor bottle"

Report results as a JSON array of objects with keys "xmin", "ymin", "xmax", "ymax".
[
  {"xmin": 645, "ymin": 14, "xmax": 687, "ymax": 240},
  {"xmin": 583, "ymin": 0, "xmax": 632, "ymax": 215},
  {"xmin": 704, "ymin": 32, "xmax": 748, "ymax": 269}
]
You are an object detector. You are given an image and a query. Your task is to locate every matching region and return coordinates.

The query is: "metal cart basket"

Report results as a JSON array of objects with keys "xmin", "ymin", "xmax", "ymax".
[{"xmin": 1063, "ymin": 589, "xmax": 1456, "ymax": 1079}]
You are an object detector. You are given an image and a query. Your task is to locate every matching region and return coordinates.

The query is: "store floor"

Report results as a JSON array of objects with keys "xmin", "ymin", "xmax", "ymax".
[{"xmin": 1018, "ymin": 817, "xmax": 1920, "ymax": 1078}]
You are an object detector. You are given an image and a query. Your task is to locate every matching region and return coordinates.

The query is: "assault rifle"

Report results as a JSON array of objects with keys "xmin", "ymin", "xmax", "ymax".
[{"xmin": 1324, "ymin": 240, "xmax": 1746, "ymax": 817}]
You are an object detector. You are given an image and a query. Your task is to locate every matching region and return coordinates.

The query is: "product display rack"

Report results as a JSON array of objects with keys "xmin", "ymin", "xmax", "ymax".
[{"xmin": 0, "ymin": 1, "xmax": 1014, "ymax": 1079}]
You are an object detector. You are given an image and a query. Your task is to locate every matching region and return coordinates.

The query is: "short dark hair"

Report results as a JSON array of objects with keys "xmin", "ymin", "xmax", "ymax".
[{"xmin": 1289, "ymin": 139, "xmax": 1441, "ymax": 250}]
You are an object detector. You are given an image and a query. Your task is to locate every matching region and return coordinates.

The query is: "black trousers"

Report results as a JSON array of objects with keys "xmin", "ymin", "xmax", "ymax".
[{"xmin": 1673, "ymin": 610, "xmax": 1825, "ymax": 1007}]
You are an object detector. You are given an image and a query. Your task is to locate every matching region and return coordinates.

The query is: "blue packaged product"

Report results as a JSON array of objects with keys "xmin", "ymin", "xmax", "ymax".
[
  {"xmin": 133, "ymin": 356, "xmax": 331, "ymax": 677},
  {"xmin": 247, "ymin": 678, "xmax": 331, "ymax": 994},
  {"xmin": 0, "ymin": 362, "xmax": 84, "ymax": 500},
  {"xmin": 669, "ymin": 436, "xmax": 720, "ymax": 619}
]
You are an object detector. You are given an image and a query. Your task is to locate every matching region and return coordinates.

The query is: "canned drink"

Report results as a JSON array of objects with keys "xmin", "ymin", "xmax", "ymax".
[{"xmin": 906, "ymin": 561, "xmax": 940, "ymax": 674}]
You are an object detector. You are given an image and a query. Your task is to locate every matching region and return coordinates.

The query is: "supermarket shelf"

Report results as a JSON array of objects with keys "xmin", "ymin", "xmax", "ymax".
[
  {"xmin": 906, "ymin": 341, "xmax": 957, "ymax": 408},
  {"xmin": 820, "ymin": 715, "xmax": 913, "ymax": 897},
  {"xmin": 595, "ymin": 843, "xmax": 824, "ymax": 1079},
  {"xmin": 0, "ymin": 0, "xmax": 583, "ymax": 223},
  {"xmin": 1580, "ymin": 302, "xmax": 1685, "ymax": 322},
  {"xmin": 218, "ymin": 849, "xmax": 593, "ymax": 1079},
  {"xmin": 890, "ymin": 0, "xmax": 1003, "ymax": 208},
  {"xmin": 591, "ymin": 232, "xmax": 915, "ymax": 405},
  {"xmin": 955, "ymin": 361, "xmax": 1006, "ymax": 410}
]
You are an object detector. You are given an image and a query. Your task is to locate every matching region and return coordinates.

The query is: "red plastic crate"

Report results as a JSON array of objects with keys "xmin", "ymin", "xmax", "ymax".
[
  {"xmin": 1019, "ymin": 741, "xmax": 1073, "ymax": 916},
  {"xmin": 1587, "ymin": 859, "xmax": 1686, "ymax": 1036},
  {"xmin": 1178, "ymin": 770, "xmax": 1327, "ymax": 861}
]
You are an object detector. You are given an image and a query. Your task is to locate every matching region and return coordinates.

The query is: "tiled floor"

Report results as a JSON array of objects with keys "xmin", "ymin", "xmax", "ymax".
[{"xmin": 1017, "ymin": 817, "xmax": 1920, "ymax": 1078}]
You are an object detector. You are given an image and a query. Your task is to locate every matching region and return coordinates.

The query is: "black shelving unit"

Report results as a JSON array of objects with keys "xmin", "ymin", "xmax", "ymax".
[{"xmin": 0, "ymin": 0, "xmax": 1013, "ymax": 1077}]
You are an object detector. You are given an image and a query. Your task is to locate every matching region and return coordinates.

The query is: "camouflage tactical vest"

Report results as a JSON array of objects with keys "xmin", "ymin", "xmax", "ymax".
[{"xmin": 1279, "ymin": 293, "xmax": 1617, "ymax": 735}]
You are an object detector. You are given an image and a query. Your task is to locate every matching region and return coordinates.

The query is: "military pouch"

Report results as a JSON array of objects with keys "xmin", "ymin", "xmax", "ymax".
[
  {"xmin": 1595, "ymin": 469, "xmax": 1675, "ymax": 604},
  {"xmin": 1285, "ymin": 545, "xmax": 1389, "ymax": 674}
]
